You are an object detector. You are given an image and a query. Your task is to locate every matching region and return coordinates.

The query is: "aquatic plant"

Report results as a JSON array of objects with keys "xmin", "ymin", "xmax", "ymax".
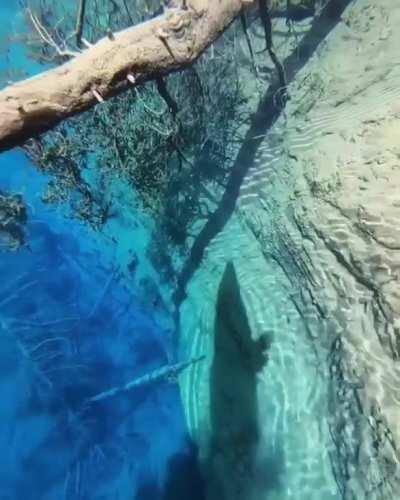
[{"xmin": 0, "ymin": 190, "xmax": 27, "ymax": 251}]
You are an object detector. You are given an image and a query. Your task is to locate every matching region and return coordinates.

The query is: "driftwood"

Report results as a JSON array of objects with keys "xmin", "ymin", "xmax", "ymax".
[{"xmin": 0, "ymin": 0, "xmax": 255, "ymax": 153}]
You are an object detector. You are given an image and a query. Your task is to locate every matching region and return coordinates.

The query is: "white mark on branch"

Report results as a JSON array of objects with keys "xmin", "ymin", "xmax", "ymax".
[
  {"xmin": 127, "ymin": 73, "xmax": 136, "ymax": 84},
  {"xmin": 91, "ymin": 88, "xmax": 104, "ymax": 103}
]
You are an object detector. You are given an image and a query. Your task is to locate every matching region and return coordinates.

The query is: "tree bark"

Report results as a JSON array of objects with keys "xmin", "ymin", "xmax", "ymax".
[{"xmin": 0, "ymin": 0, "xmax": 254, "ymax": 153}]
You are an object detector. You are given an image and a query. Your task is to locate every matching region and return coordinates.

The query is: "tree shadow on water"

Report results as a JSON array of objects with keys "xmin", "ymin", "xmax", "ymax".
[{"xmin": 174, "ymin": 0, "xmax": 355, "ymax": 310}]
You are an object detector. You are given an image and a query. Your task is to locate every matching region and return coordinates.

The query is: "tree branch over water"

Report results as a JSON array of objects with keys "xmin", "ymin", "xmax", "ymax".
[{"xmin": 0, "ymin": 0, "xmax": 255, "ymax": 152}]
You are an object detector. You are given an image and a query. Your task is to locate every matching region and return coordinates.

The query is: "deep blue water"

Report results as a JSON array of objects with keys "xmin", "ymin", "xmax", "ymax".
[
  {"xmin": 0, "ymin": 102, "xmax": 203, "ymax": 500},
  {"xmin": 0, "ymin": 2, "xmax": 205, "ymax": 498},
  {"xmin": 0, "ymin": 152, "xmax": 202, "ymax": 500}
]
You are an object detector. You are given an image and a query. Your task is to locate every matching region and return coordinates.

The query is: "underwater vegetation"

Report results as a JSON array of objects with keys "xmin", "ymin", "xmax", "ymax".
[
  {"xmin": 0, "ymin": 151, "xmax": 204, "ymax": 499},
  {"xmin": 0, "ymin": 190, "xmax": 27, "ymax": 251},
  {"xmin": 0, "ymin": 2, "xmax": 209, "ymax": 497}
]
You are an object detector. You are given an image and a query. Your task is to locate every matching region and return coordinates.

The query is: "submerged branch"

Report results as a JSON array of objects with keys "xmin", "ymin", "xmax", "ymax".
[
  {"xmin": 259, "ymin": 0, "xmax": 287, "ymax": 91},
  {"xmin": 85, "ymin": 355, "xmax": 205, "ymax": 404},
  {"xmin": 75, "ymin": 0, "xmax": 87, "ymax": 47},
  {"xmin": 240, "ymin": 11, "xmax": 258, "ymax": 75}
]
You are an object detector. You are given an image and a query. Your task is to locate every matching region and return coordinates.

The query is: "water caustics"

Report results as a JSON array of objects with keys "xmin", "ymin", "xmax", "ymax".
[{"xmin": 1, "ymin": 1, "xmax": 400, "ymax": 500}]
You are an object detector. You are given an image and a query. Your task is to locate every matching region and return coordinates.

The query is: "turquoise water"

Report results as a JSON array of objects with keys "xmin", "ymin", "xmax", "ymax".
[{"xmin": 2, "ymin": 1, "xmax": 400, "ymax": 499}]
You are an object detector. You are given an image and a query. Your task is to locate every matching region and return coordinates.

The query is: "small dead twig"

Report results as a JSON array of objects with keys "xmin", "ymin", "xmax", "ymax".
[
  {"xmin": 258, "ymin": 0, "xmax": 287, "ymax": 97},
  {"xmin": 240, "ymin": 11, "xmax": 258, "ymax": 76},
  {"xmin": 75, "ymin": 0, "xmax": 87, "ymax": 47},
  {"xmin": 156, "ymin": 76, "xmax": 179, "ymax": 117},
  {"xmin": 27, "ymin": 8, "xmax": 79, "ymax": 59},
  {"xmin": 121, "ymin": 0, "xmax": 134, "ymax": 24}
]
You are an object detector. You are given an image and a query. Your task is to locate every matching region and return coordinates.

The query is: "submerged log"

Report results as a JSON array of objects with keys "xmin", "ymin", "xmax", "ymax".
[{"xmin": 0, "ymin": 0, "xmax": 255, "ymax": 152}]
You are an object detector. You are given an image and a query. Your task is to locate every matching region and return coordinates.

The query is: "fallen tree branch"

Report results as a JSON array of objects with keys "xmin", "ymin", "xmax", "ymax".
[{"xmin": 0, "ymin": 0, "xmax": 255, "ymax": 153}]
